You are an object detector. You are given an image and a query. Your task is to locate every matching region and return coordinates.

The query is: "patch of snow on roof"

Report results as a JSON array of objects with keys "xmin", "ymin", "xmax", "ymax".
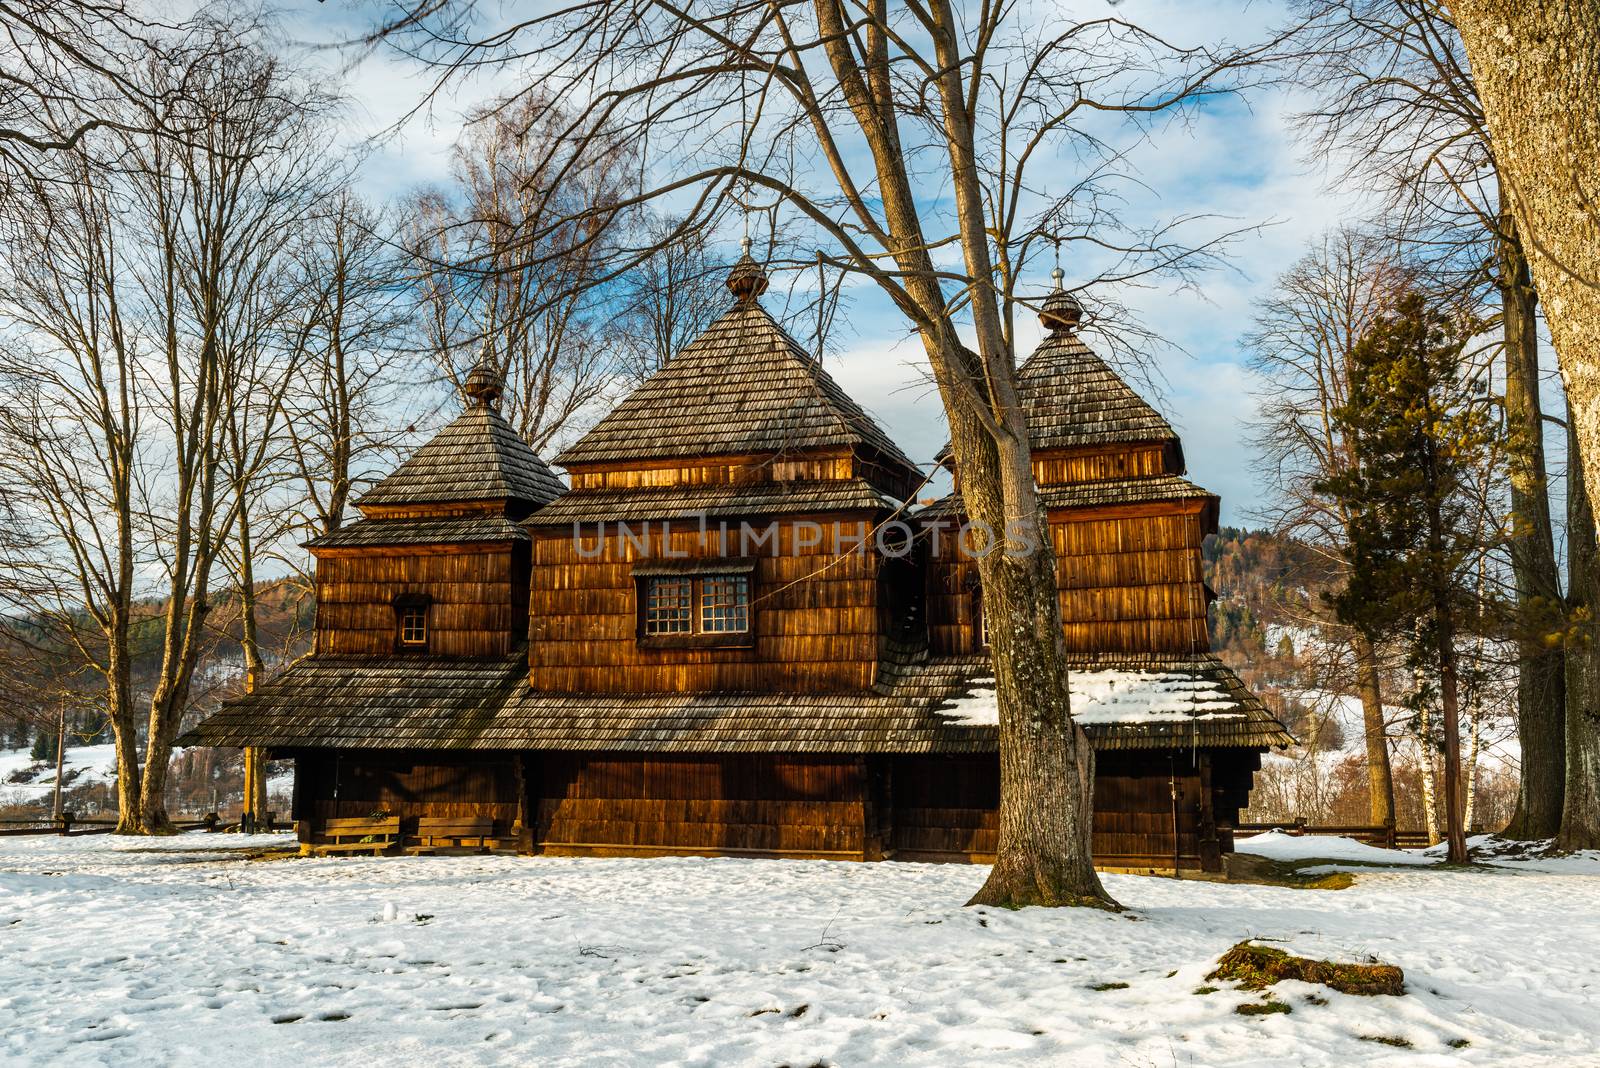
[{"xmin": 936, "ymin": 670, "xmax": 1244, "ymax": 727}]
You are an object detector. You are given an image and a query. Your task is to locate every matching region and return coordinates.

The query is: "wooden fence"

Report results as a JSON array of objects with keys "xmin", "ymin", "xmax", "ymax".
[
  {"xmin": 0, "ymin": 814, "xmax": 227, "ymax": 838},
  {"xmin": 1234, "ymin": 819, "xmax": 1479, "ymax": 850}
]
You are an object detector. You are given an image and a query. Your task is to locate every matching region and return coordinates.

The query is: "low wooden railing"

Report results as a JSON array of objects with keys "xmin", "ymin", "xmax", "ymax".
[
  {"xmin": 1234, "ymin": 819, "xmax": 1479, "ymax": 850},
  {"xmin": 0, "ymin": 814, "xmax": 228, "ymax": 838}
]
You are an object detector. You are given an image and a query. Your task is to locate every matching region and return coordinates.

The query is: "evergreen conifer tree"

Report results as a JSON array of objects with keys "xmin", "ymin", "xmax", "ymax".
[{"xmin": 1318, "ymin": 292, "xmax": 1494, "ymax": 862}]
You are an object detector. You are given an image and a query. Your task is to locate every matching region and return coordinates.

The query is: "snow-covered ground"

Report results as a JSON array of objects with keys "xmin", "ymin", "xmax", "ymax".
[
  {"xmin": 0, "ymin": 744, "xmax": 119, "ymax": 804},
  {"xmin": 2, "ymin": 836, "xmax": 1597, "ymax": 1066},
  {"xmin": 1, "ymin": 745, "xmax": 295, "ymax": 810}
]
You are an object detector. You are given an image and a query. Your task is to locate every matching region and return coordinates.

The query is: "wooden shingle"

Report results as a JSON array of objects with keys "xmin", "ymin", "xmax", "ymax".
[
  {"xmin": 357, "ymin": 404, "xmax": 565, "ymax": 510},
  {"xmin": 180, "ymin": 651, "xmax": 1289, "ymax": 755},
  {"xmin": 554, "ymin": 298, "xmax": 917, "ymax": 479}
]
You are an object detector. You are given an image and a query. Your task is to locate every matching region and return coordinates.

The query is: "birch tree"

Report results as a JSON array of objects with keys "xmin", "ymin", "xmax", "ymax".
[{"xmin": 409, "ymin": 94, "xmax": 633, "ymax": 451}]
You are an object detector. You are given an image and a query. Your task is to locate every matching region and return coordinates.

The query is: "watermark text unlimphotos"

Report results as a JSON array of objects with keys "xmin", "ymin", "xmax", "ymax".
[{"xmin": 570, "ymin": 513, "xmax": 1038, "ymax": 560}]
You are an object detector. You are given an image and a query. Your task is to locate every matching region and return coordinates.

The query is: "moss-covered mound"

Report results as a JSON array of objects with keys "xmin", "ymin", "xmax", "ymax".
[{"xmin": 1207, "ymin": 942, "xmax": 1404, "ymax": 997}]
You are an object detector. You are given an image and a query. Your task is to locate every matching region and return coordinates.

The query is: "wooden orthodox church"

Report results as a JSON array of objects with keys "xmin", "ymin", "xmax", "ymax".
[{"xmin": 183, "ymin": 252, "xmax": 1290, "ymax": 873}]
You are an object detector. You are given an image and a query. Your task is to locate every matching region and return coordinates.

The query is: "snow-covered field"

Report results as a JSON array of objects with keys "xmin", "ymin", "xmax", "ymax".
[
  {"xmin": 0, "ymin": 744, "xmax": 119, "ymax": 803},
  {"xmin": 2, "ymin": 835, "xmax": 1597, "ymax": 1067}
]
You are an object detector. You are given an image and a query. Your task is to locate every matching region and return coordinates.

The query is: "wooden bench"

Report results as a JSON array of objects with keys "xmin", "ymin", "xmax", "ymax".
[
  {"xmin": 408, "ymin": 817, "xmax": 497, "ymax": 853},
  {"xmin": 313, "ymin": 816, "xmax": 401, "ymax": 855}
]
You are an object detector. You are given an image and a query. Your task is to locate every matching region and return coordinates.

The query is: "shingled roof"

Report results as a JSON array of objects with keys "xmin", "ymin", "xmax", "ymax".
[
  {"xmin": 356, "ymin": 402, "xmax": 566, "ymax": 511},
  {"xmin": 307, "ymin": 515, "xmax": 530, "ymax": 550},
  {"xmin": 179, "ymin": 651, "xmax": 1288, "ymax": 754},
  {"xmin": 554, "ymin": 271, "xmax": 917, "ymax": 478},
  {"xmin": 1017, "ymin": 326, "xmax": 1179, "ymax": 453},
  {"xmin": 918, "ymin": 475, "xmax": 1217, "ymax": 521}
]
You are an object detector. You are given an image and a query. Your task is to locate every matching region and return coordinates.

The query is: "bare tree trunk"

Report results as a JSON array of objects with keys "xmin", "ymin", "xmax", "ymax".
[
  {"xmin": 1418, "ymin": 703, "xmax": 1442, "ymax": 847},
  {"xmin": 1560, "ymin": 420, "xmax": 1600, "ymax": 849},
  {"xmin": 805, "ymin": 0, "xmax": 1109, "ymax": 908},
  {"xmin": 1436, "ymin": 605, "xmax": 1468, "ymax": 863},
  {"xmin": 237, "ymin": 513, "xmax": 269, "ymax": 830},
  {"xmin": 1500, "ymin": 210, "xmax": 1566, "ymax": 838},
  {"xmin": 1465, "ymin": 689, "xmax": 1482, "ymax": 834},
  {"xmin": 1352, "ymin": 635, "xmax": 1396, "ymax": 828},
  {"xmin": 1450, "ymin": 2, "xmax": 1600, "ymax": 535}
]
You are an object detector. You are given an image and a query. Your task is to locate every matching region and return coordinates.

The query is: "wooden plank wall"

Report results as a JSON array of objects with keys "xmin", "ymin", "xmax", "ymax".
[
  {"xmin": 1030, "ymin": 442, "xmax": 1175, "ymax": 485},
  {"xmin": 887, "ymin": 753, "xmax": 1224, "ymax": 870},
  {"xmin": 533, "ymin": 753, "xmax": 868, "ymax": 857},
  {"xmin": 926, "ymin": 503, "xmax": 1210, "ymax": 656},
  {"xmin": 314, "ymin": 545, "xmax": 525, "ymax": 657},
  {"xmin": 299, "ymin": 751, "xmax": 521, "ymax": 827},
  {"xmin": 564, "ymin": 448, "xmax": 917, "ymax": 503},
  {"xmin": 290, "ymin": 749, "xmax": 1251, "ymax": 870},
  {"xmin": 529, "ymin": 517, "xmax": 884, "ymax": 692},
  {"xmin": 566, "ymin": 453, "xmax": 853, "ymax": 490}
]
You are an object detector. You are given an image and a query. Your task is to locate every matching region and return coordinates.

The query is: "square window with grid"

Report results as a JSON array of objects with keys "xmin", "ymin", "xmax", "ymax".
[
  {"xmin": 644, "ymin": 577, "xmax": 694, "ymax": 634},
  {"xmin": 700, "ymin": 575, "xmax": 750, "ymax": 633},
  {"xmin": 399, "ymin": 607, "xmax": 427, "ymax": 645}
]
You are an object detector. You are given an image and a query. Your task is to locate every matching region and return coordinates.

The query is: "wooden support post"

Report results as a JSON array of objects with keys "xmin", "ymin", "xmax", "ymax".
[
  {"xmin": 513, "ymin": 753, "xmax": 534, "ymax": 854},
  {"xmin": 51, "ymin": 698, "xmax": 66, "ymax": 824},
  {"xmin": 1197, "ymin": 752, "xmax": 1222, "ymax": 873}
]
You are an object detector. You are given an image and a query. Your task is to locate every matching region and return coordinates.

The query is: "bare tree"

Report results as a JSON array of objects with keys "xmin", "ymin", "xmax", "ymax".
[
  {"xmin": 616, "ymin": 213, "xmax": 729, "ymax": 383},
  {"xmin": 365, "ymin": 0, "xmax": 1298, "ymax": 907},
  {"xmin": 409, "ymin": 94, "xmax": 633, "ymax": 451},
  {"xmin": 1292, "ymin": 0, "xmax": 1566, "ymax": 838},
  {"xmin": 281, "ymin": 191, "xmax": 418, "ymax": 539},
  {"xmin": 0, "ymin": 15, "xmax": 340, "ymax": 832},
  {"xmin": 1446, "ymin": 1, "xmax": 1600, "ymax": 848},
  {"xmin": 0, "ymin": 1, "xmax": 176, "ymax": 192},
  {"xmin": 1247, "ymin": 228, "xmax": 1415, "ymax": 829}
]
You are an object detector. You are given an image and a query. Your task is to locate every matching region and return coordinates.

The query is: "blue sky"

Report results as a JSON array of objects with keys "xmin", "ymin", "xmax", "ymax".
[{"xmin": 293, "ymin": 0, "xmax": 1366, "ymax": 526}]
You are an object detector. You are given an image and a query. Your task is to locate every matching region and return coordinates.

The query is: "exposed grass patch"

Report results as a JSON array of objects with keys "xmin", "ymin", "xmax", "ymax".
[
  {"xmin": 1447, "ymin": 1038, "xmax": 1471, "ymax": 1049},
  {"xmin": 1359, "ymin": 1035, "xmax": 1413, "ymax": 1048},
  {"xmin": 1192, "ymin": 985, "xmax": 1219, "ymax": 995},
  {"xmin": 1208, "ymin": 942, "xmax": 1404, "ymax": 997},
  {"xmin": 1088, "ymin": 981, "xmax": 1129, "ymax": 991},
  {"xmin": 1223, "ymin": 853, "xmax": 1357, "ymax": 889},
  {"xmin": 1234, "ymin": 999, "xmax": 1291, "ymax": 1016}
]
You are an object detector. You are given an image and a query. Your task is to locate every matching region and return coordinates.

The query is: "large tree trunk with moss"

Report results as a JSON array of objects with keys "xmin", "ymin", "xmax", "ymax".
[
  {"xmin": 1499, "ymin": 213, "xmax": 1567, "ymax": 838},
  {"xmin": 1450, "ymin": 2, "xmax": 1600, "ymax": 532},
  {"xmin": 1560, "ymin": 424, "xmax": 1600, "ymax": 849}
]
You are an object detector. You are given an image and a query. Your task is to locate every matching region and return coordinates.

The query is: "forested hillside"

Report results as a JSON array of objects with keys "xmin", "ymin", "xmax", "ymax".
[
  {"xmin": 1205, "ymin": 528, "xmax": 1519, "ymax": 831},
  {"xmin": 0, "ymin": 584, "xmax": 312, "ymax": 819}
]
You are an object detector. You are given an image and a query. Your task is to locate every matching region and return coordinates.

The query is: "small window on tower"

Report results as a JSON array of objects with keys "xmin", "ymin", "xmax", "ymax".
[
  {"xmin": 399, "ymin": 606, "xmax": 427, "ymax": 646},
  {"xmin": 393, "ymin": 592, "xmax": 432, "ymax": 651}
]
